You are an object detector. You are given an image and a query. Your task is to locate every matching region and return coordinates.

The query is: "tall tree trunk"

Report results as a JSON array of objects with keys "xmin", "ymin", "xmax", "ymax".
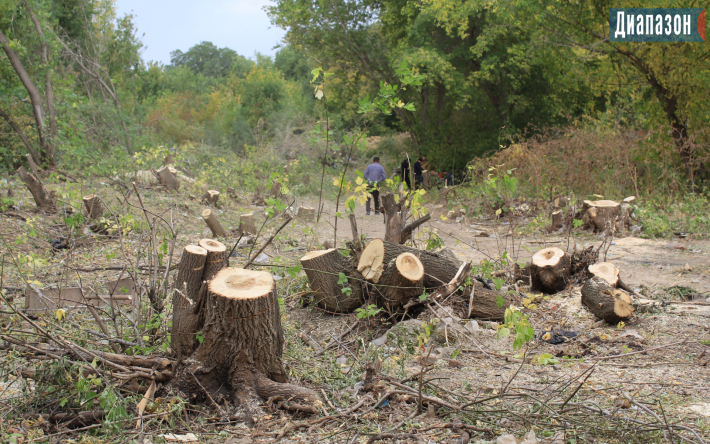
[
  {"xmin": 0, "ymin": 30, "xmax": 47, "ymax": 166},
  {"xmin": 25, "ymin": 0, "xmax": 56, "ymax": 165}
]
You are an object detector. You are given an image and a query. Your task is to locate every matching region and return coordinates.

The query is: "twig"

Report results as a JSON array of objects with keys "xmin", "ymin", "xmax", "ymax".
[{"xmin": 244, "ymin": 216, "xmax": 292, "ymax": 269}]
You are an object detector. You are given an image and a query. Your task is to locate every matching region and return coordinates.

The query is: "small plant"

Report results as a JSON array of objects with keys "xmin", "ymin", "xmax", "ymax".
[
  {"xmin": 337, "ymin": 272, "xmax": 352, "ymax": 297},
  {"xmin": 537, "ymin": 353, "xmax": 559, "ymax": 365},
  {"xmin": 496, "ymin": 306, "xmax": 535, "ymax": 350},
  {"xmin": 355, "ymin": 304, "xmax": 382, "ymax": 319}
]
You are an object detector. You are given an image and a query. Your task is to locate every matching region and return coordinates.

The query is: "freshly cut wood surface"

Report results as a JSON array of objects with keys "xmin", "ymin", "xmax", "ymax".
[
  {"xmin": 581, "ymin": 276, "xmax": 634, "ymax": 324},
  {"xmin": 198, "ymin": 238, "xmax": 227, "ymax": 281},
  {"xmin": 588, "ymin": 262, "xmax": 619, "ymax": 286},
  {"xmin": 530, "ymin": 247, "xmax": 570, "ymax": 294},
  {"xmin": 376, "ymin": 253, "xmax": 424, "ymax": 310},
  {"xmin": 202, "ymin": 190, "xmax": 220, "ymax": 205},
  {"xmin": 239, "ymin": 213, "xmax": 256, "ymax": 235},
  {"xmin": 82, "ymin": 194, "xmax": 103, "ymax": 219},
  {"xmin": 202, "ymin": 208, "xmax": 226, "ymax": 238}
]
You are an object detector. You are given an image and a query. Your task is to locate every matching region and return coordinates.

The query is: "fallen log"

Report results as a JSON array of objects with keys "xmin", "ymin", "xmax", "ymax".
[
  {"xmin": 239, "ymin": 213, "xmax": 256, "ymax": 235},
  {"xmin": 202, "ymin": 190, "xmax": 220, "ymax": 206},
  {"xmin": 581, "ymin": 276, "xmax": 634, "ymax": 324},
  {"xmin": 466, "ymin": 280, "xmax": 520, "ymax": 320},
  {"xmin": 357, "ymin": 239, "xmax": 460, "ymax": 289},
  {"xmin": 171, "ymin": 244, "xmax": 208, "ymax": 360},
  {"xmin": 529, "ymin": 247, "xmax": 570, "ymax": 294},
  {"xmin": 202, "ymin": 209, "xmax": 226, "ymax": 238},
  {"xmin": 375, "ymin": 253, "xmax": 424, "ymax": 311},
  {"xmin": 170, "ymin": 268, "xmax": 317, "ymax": 412},
  {"xmin": 300, "ymin": 248, "xmax": 363, "ymax": 313},
  {"xmin": 82, "ymin": 194, "xmax": 103, "ymax": 219},
  {"xmin": 156, "ymin": 166, "xmax": 180, "ymax": 192},
  {"xmin": 16, "ymin": 154, "xmax": 54, "ymax": 210}
]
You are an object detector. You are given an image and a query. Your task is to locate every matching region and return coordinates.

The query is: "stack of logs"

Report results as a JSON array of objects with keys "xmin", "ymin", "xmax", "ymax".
[{"xmin": 170, "ymin": 238, "xmax": 317, "ymax": 411}]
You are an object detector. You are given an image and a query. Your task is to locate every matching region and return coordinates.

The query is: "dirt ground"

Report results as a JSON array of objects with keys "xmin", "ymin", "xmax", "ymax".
[{"xmin": 1, "ymin": 182, "xmax": 709, "ymax": 443}]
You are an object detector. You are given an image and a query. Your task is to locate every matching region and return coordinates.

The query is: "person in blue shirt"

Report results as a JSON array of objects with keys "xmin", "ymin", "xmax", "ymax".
[{"xmin": 363, "ymin": 156, "xmax": 386, "ymax": 215}]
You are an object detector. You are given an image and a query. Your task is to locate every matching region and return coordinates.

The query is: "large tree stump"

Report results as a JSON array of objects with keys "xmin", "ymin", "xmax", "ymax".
[
  {"xmin": 202, "ymin": 209, "xmax": 226, "ymax": 238},
  {"xmin": 581, "ymin": 277, "xmax": 634, "ymax": 324},
  {"xmin": 300, "ymin": 249, "xmax": 363, "ymax": 313},
  {"xmin": 171, "ymin": 244, "xmax": 208, "ymax": 359},
  {"xmin": 202, "ymin": 190, "xmax": 220, "ymax": 206},
  {"xmin": 171, "ymin": 268, "xmax": 317, "ymax": 412},
  {"xmin": 156, "ymin": 166, "xmax": 180, "ymax": 192},
  {"xmin": 375, "ymin": 253, "xmax": 424, "ymax": 311},
  {"xmin": 239, "ymin": 213, "xmax": 256, "ymax": 235},
  {"xmin": 82, "ymin": 194, "xmax": 103, "ymax": 220},
  {"xmin": 529, "ymin": 247, "xmax": 571, "ymax": 294},
  {"xmin": 16, "ymin": 154, "xmax": 54, "ymax": 210},
  {"xmin": 198, "ymin": 239, "xmax": 227, "ymax": 280},
  {"xmin": 582, "ymin": 200, "xmax": 622, "ymax": 233},
  {"xmin": 357, "ymin": 239, "xmax": 460, "ymax": 289}
]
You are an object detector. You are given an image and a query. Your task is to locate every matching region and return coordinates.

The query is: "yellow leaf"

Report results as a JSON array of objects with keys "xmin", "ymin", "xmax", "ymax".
[
  {"xmin": 356, "ymin": 177, "xmax": 363, "ymax": 185},
  {"xmin": 495, "ymin": 208, "xmax": 502, "ymax": 216},
  {"xmin": 55, "ymin": 309, "xmax": 66, "ymax": 322},
  {"xmin": 542, "ymin": 332, "xmax": 551, "ymax": 341}
]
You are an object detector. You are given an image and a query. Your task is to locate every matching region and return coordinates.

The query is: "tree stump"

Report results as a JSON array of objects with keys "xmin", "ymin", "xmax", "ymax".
[
  {"xmin": 324, "ymin": 239, "xmax": 335, "ymax": 249},
  {"xmin": 357, "ymin": 239, "xmax": 460, "ymax": 289},
  {"xmin": 300, "ymin": 249, "xmax": 363, "ymax": 313},
  {"xmin": 171, "ymin": 268, "xmax": 317, "ymax": 411},
  {"xmin": 202, "ymin": 190, "xmax": 220, "ymax": 206},
  {"xmin": 529, "ymin": 247, "xmax": 570, "ymax": 294},
  {"xmin": 297, "ymin": 206, "xmax": 315, "ymax": 222},
  {"xmin": 198, "ymin": 239, "xmax": 227, "ymax": 280},
  {"xmin": 239, "ymin": 213, "xmax": 256, "ymax": 235},
  {"xmin": 620, "ymin": 196, "xmax": 636, "ymax": 222},
  {"xmin": 156, "ymin": 166, "xmax": 180, "ymax": 192},
  {"xmin": 548, "ymin": 211, "xmax": 563, "ymax": 232},
  {"xmin": 5, "ymin": 171, "xmax": 13, "ymax": 198},
  {"xmin": 171, "ymin": 244, "xmax": 208, "ymax": 359},
  {"xmin": 581, "ymin": 277, "xmax": 634, "ymax": 324},
  {"xmin": 376, "ymin": 253, "xmax": 424, "ymax": 311},
  {"xmin": 202, "ymin": 209, "xmax": 226, "ymax": 238},
  {"xmin": 582, "ymin": 200, "xmax": 621, "ymax": 232},
  {"xmin": 82, "ymin": 194, "xmax": 103, "ymax": 220},
  {"xmin": 588, "ymin": 262, "xmax": 635, "ymax": 294},
  {"xmin": 16, "ymin": 154, "xmax": 54, "ymax": 210},
  {"xmin": 270, "ymin": 182, "xmax": 282, "ymax": 198}
]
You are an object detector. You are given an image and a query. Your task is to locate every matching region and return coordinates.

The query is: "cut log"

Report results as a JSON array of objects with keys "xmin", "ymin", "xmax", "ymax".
[
  {"xmin": 300, "ymin": 248, "xmax": 363, "ymax": 313},
  {"xmin": 549, "ymin": 211, "xmax": 563, "ymax": 232},
  {"xmin": 529, "ymin": 247, "xmax": 571, "ymax": 294},
  {"xmin": 239, "ymin": 213, "xmax": 256, "ymax": 235},
  {"xmin": 357, "ymin": 239, "xmax": 460, "ymax": 289},
  {"xmin": 466, "ymin": 281, "xmax": 521, "ymax": 320},
  {"xmin": 620, "ymin": 196, "xmax": 636, "ymax": 221},
  {"xmin": 171, "ymin": 268, "xmax": 317, "ymax": 411},
  {"xmin": 582, "ymin": 200, "xmax": 621, "ymax": 232},
  {"xmin": 581, "ymin": 276, "xmax": 634, "ymax": 324},
  {"xmin": 156, "ymin": 166, "xmax": 180, "ymax": 192},
  {"xmin": 588, "ymin": 261, "xmax": 635, "ymax": 294},
  {"xmin": 375, "ymin": 253, "xmax": 424, "ymax": 310},
  {"xmin": 16, "ymin": 154, "xmax": 54, "ymax": 210},
  {"xmin": 171, "ymin": 244, "xmax": 208, "ymax": 359},
  {"xmin": 198, "ymin": 239, "xmax": 227, "ymax": 281},
  {"xmin": 82, "ymin": 194, "xmax": 103, "ymax": 220},
  {"xmin": 297, "ymin": 206, "xmax": 315, "ymax": 222},
  {"xmin": 202, "ymin": 190, "xmax": 220, "ymax": 206},
  {"xmin": 202, "ymin": 209, "xmax": 226, "ymax": 238}
]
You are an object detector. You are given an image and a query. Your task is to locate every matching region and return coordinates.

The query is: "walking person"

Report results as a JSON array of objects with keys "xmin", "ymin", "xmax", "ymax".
[
  {"xmin": 364, "ymin": 156, "xmax": 386, "ymax": 215},
  {"xmin": 400, "ymin": 158, "xmax": 411, "ymax": 189}
]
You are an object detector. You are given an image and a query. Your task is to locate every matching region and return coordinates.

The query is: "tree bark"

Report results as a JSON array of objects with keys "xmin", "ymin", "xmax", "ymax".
[
  {"xmin": 239, "ymin": 213, "xmax": 256, "ymax": 235},
  {"xmin": 581, "ymin": 277, "xmax": 634, "ymax": 324},
  {"xmin": 0, "ymin": 106, "xmax": 41, "ymax": 164},
  {"xmin": 16, "ymin": 154, "xmax": 54, "ymax": 210},
  {"xmin": 202, "ymin": 209, "xmax": 226, "ymax": 238},
  {"xmin": 300, "ymin": 248, "xmax": 363, "ymax": 313},
  {"xmin": 82, "ymin": 194, "xmax": 103, "ymax": 219},
  {"xmin": 529, "ymin": 247, "xmax": 570, "ymax": 294},
  {"xmin": 171, "ymin": 244, "xmax": 208, "ymax": 360},
  {"xmin": 375, "ymin": 253, "xmax": 424, "ymax": 311},
  {"xmin": 171, "ymin": 268, "xmax": 316, "ymax": 411},
  {"xmin": 0, "ymin": 30, "xmax": 47, "ymax": 165},
  {"xmin": 582, "ymin": 200, "xmax": 623, "ymax": 233},
  {"xmin": 549, "ymin": 210, "xmax": 563, "ymax": 232},
  {"xmin": 465, "ymin": 280, "xmax": 521, "ymax": 320},
  {"xmin": 357, "ymin": 239, "xmax": 460, "ymax": 289},
  {"xmin": 297, "ymin": 206, "xmax": 315, "ymax": 222}
]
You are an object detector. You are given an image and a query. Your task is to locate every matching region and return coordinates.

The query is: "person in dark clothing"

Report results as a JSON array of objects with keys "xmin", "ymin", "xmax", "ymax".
[
  {"xmin": 400, "ymin": 158, "xmax": 411, "ymax": 189},
  {"xmin": 413, "ymin": 157, "xmax": 424, "ymax": 188},
  {"xmin": 442, "ymin": 170, "xmax": 453, "ymax": 186}
]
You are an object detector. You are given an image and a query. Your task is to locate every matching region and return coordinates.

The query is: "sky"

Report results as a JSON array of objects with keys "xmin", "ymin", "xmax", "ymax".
[{"xmin": 114, "ymin": 0, "xmax": 286, "ymax": 65}]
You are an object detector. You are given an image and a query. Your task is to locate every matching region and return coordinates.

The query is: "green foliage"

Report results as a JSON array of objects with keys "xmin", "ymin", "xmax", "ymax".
[
  {"xmin": 496, "ymin": 306, "xmax": 535, "ymax": 351},
  {"xmin": 355, "ymin": 304, "xmax": 382, "ymax": 320},
  {"xmin": 537, "ymin": 353, "xmax": 559, "ymax": 366}
]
